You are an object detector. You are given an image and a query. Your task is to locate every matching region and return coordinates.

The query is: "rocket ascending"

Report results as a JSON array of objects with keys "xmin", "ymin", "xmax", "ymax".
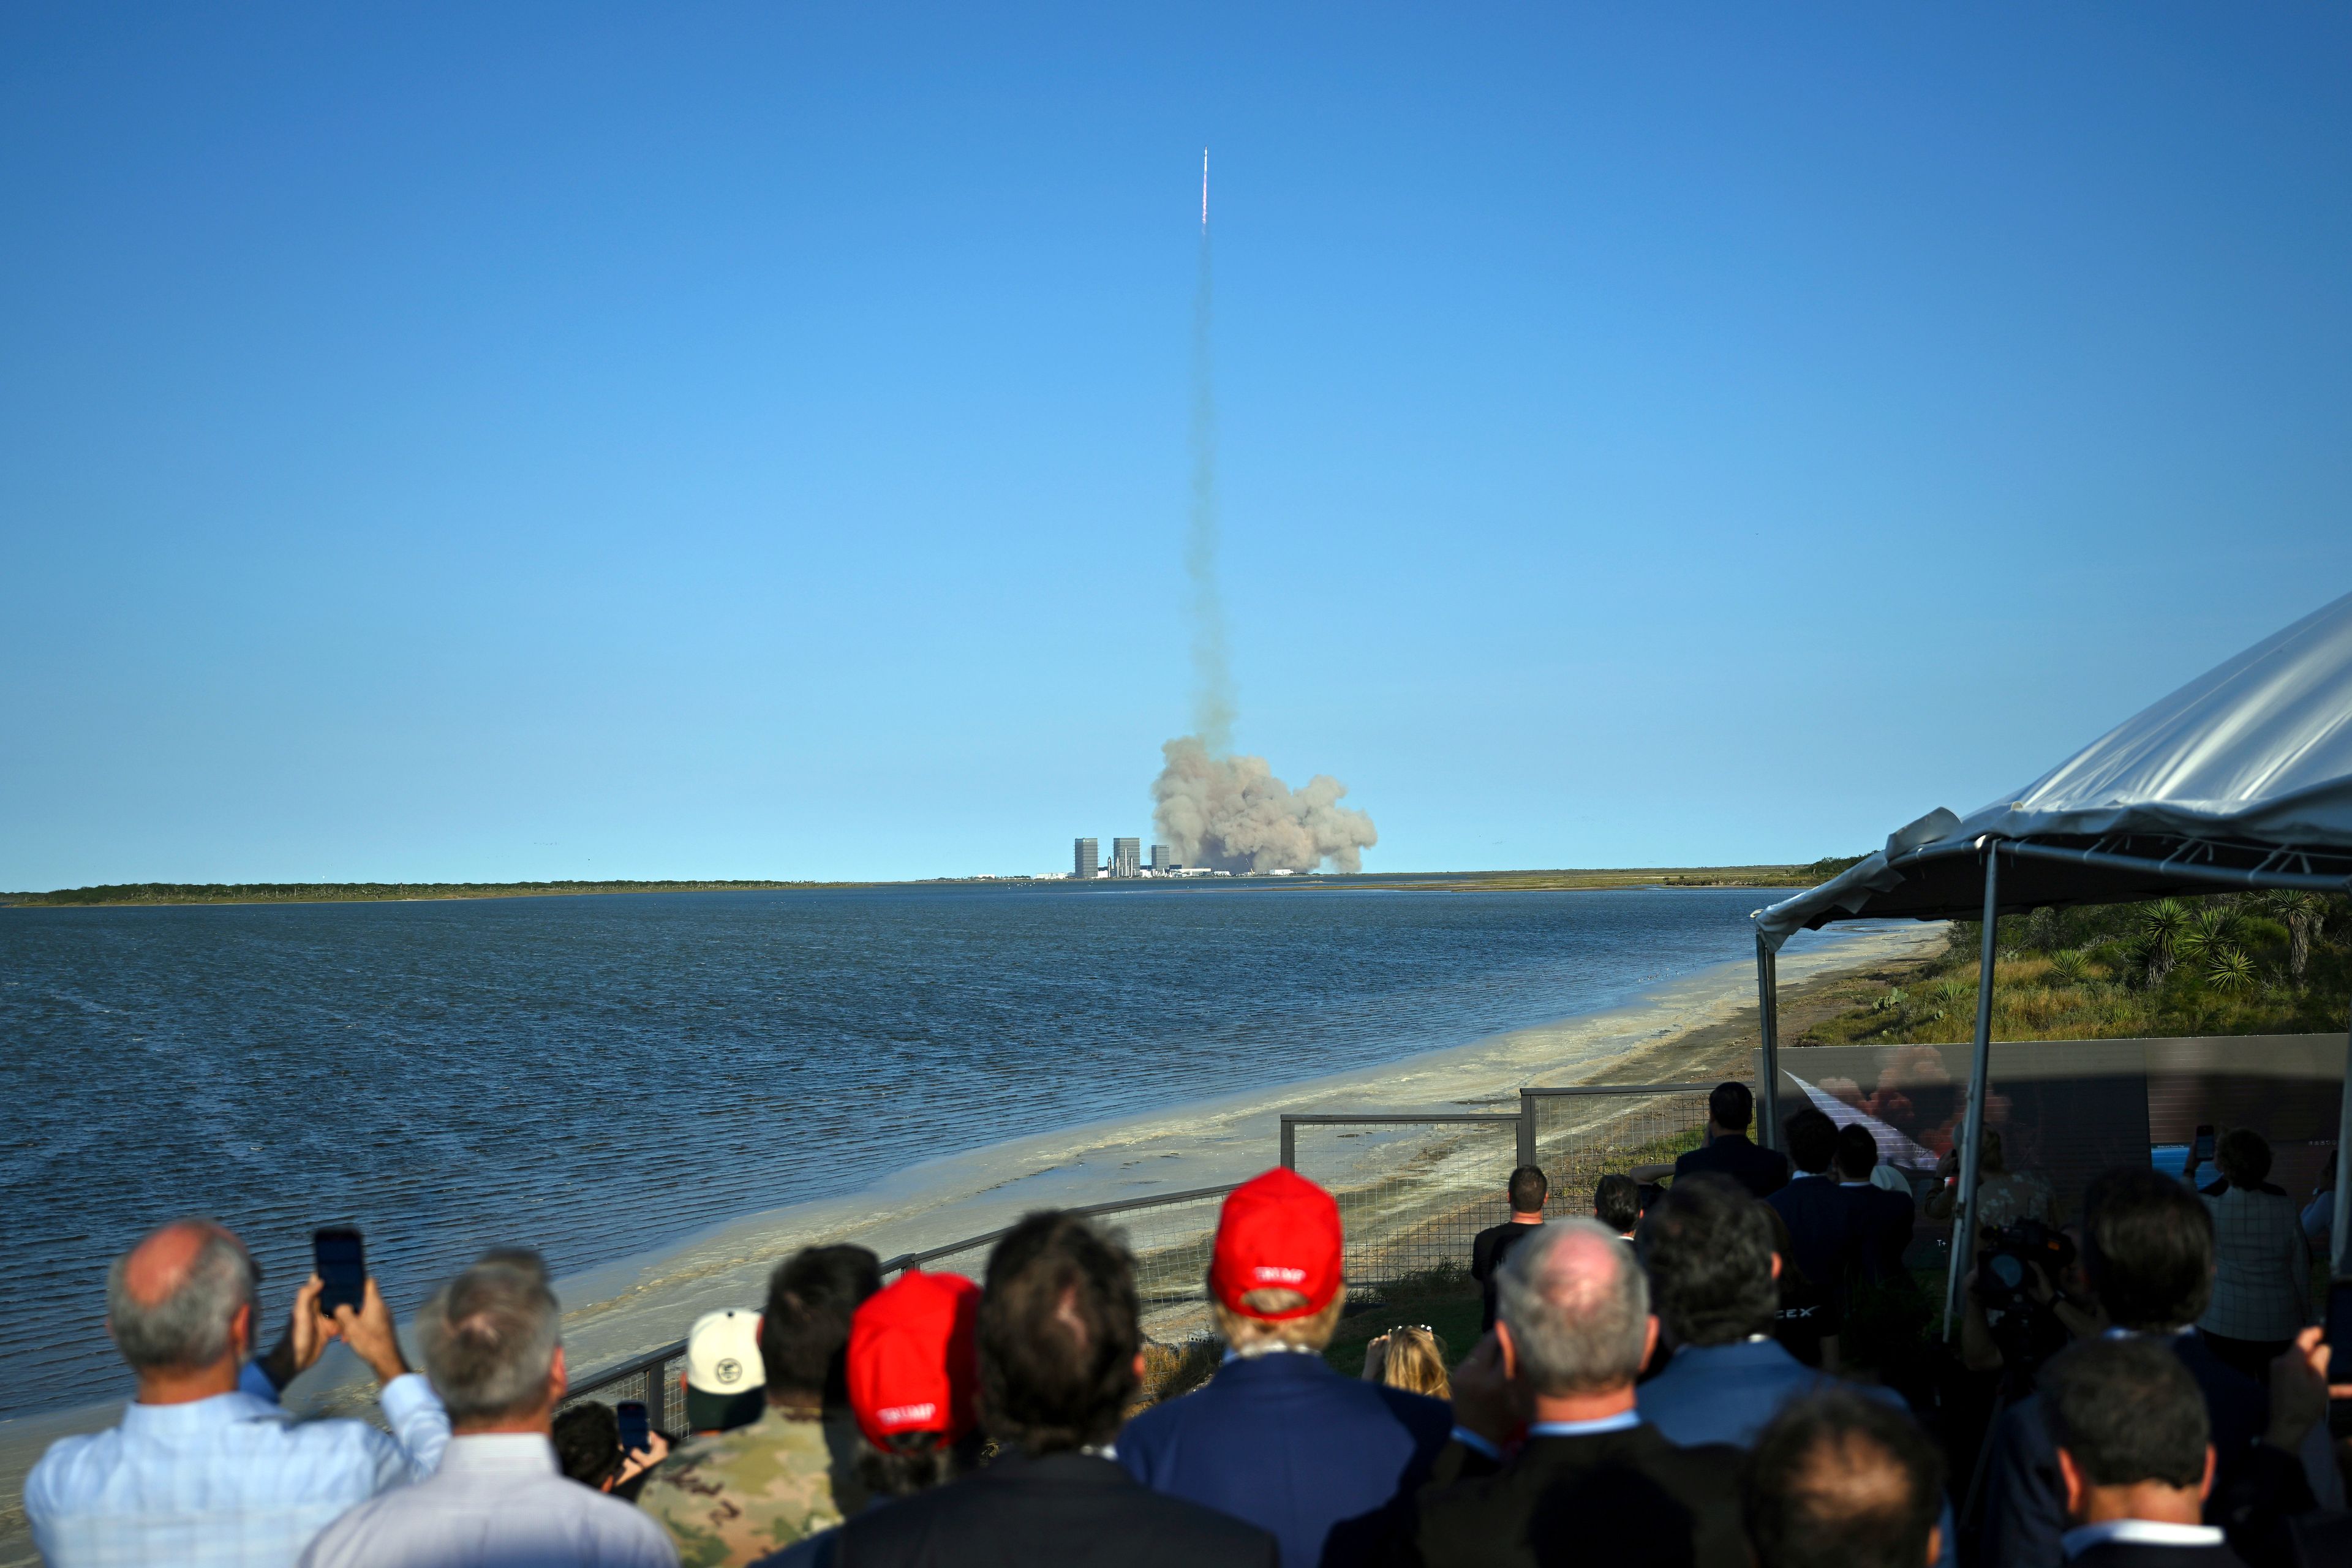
[{"xmin": 1200, "ymin": 149, "xmax": 1208, "ymax": 230}]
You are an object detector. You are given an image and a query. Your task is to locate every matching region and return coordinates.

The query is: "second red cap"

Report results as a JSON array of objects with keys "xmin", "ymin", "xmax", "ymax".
[
  {"xmin": 846, "ymin": 1269, "xmax": 981, "ymax": 1449},
  {"xmin": 1210, "ymin": 1167, "xmax": 1344, "ymax": 1320}
]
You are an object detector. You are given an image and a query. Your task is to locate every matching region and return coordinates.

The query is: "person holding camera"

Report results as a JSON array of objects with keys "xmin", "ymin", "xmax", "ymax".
[
  {"xmin": 24, "ymin": 1219, "xmax": 450, "ymax": 1568},
  {"xmin": 1978, "ymin": 1169, "xmax": 2333, "ymax": 1567}
]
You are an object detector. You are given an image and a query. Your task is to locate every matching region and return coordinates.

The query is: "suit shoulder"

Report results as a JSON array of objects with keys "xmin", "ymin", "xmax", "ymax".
[
  {"xmin": 1370, "ymin": 1384, "xmax": 1455, "ymax": 1436},
  {"xmin": 846, "ymin": 1476, "xmax": 1273, "ymax": 1558},
  {"xmin": 1652, "ymin": 1438, "xmax": 1745, "ymax": 1482},
  {"xmin": 1130, "ymin": 1485, "xmax": 1282, "ymax": 1545}
]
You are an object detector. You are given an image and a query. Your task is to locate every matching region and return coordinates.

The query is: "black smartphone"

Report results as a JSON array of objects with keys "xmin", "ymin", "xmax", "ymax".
[
  {"xmin": 617, "ymin": 1400, "xmax": 652, "ymax": 1455},
  {"xmin": 2324, "ymin": 1280, "xmax": 2352, "ymax": 1362},
  {"xmin": 314, "ymin": 1227, "xmax": 366, "ymax": 1316},
  {"xmin": 2193, "ymin": 1125, "xmax": 2216, "ymax": 1163}
]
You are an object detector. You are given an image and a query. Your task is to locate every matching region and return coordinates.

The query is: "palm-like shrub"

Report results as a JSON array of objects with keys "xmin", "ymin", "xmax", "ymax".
[
  {"xmin": 2048, "ymin": 949, "xmax": 2089, "ymax": 984},
  {"xmin": 2135, "ymin": 899, "xmax": 2192, "ymax": 987},
  {"xmin": 2205, "ymin": 944, "xmax": 2257, "ymax": 995},
  {"xmin": 2173, "ymin": 905, "xmax": 2239, "ymax": 967},
  {"xmin": 2258, "ymin": 891, "xmax": 2328, "ymax": 984}
]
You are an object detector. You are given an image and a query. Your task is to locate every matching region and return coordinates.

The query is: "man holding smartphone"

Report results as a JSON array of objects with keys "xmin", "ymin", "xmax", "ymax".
[{"xmin": 24, "ymin": 1217, "xmax": 451, "ymax": 1568}]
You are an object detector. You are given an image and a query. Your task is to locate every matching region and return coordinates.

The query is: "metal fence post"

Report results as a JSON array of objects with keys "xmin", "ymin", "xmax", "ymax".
[
  {"xmin": 1517, "ymin": 1089, "xmax": 1537, "ymax": 1171},
  {"xmin": 1280, "ymin": 1117, "xmax": 1296, "ymax": 1171},
  {"xmin": 1755, "ymin": 932, "xmax": 1782, "ymax": 1152},
  {"xmin": 2334, "ymin": 1001, "xmax": 2352, "ymax": 1278},
  {"xmin": 1943, "ymin": 842, "xmax": 2003, "ymax": 1338}
]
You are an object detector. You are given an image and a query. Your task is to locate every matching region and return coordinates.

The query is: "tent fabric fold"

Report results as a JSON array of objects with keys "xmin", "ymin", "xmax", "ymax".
[{"xmin": 1755, "ymin": 590, "xmax": 2352, "ymax": 949}]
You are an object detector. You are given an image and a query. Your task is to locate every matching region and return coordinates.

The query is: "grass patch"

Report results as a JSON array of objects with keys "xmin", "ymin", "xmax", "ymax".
[
  {"xmin": 1799, "ymin": 892, "xmax": 2352, "ymax": 1046},
  {"xmin": 1322, "ymin": 1269, "xmax": 1487, "ymax": 1376}
]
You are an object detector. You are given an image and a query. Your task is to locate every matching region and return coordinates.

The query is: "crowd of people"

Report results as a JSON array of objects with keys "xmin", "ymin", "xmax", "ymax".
[{"xmin": 21, "ymin": 1080, "xmax": 2352, "ymax": 1567}]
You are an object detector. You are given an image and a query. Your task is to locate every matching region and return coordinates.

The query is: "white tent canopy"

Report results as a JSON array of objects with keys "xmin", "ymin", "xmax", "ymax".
[
  {"xmin": 1741, "ymin": 589, "xmax": 2352, "ymax": 1295},
  {"xmin": 1757, "ymin": 589, "xmax": 2352, "ymax": 949}
]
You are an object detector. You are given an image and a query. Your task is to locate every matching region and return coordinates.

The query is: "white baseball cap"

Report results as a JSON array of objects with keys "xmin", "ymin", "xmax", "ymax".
[{"xmin": 684, "ymin": 1308, "xmax": 765, "ymax": 1431}]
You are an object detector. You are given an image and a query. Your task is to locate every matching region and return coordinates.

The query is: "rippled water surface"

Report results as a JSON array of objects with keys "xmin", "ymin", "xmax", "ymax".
[{"xmin": 1, "ymin": 881, "xmax": 1795, "ymax": 1417}]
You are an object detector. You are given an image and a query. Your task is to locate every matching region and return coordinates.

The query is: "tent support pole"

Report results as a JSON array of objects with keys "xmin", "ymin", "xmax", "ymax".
[
  {"xmin": 1756, "ymin": 933, "xmax": 1781, "ymax": 1152},
  {"xmin": 1943, "ymin": 845, "xmax": 2002, "ymax": 1339},
  {"xmin": 2334, "ymin": 1001, "xmax": 2352, "ymax": 1278}
]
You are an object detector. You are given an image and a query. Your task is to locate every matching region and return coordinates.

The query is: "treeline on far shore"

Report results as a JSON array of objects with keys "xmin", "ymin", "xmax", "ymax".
[{"xmin": 3, "ymin": 880, "xmax": 845, "ymax": 907}]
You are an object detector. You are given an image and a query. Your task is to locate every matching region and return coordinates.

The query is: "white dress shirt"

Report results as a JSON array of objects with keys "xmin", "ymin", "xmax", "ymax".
[
  {"xmin": 2059, "ymin": 1518, "xmax": 2224, "ymax": 1557},
  {"xmin": 1526, "ymin": 1409, "xmax": 1643, "ymax": 1438},
  {"xmin": 24, "ymin": 1362, "xmax": 450, "ymax": 1568},
  {"xmin": 296, "ymin": 1431, "xmax": 679, "ymax": 1568}
]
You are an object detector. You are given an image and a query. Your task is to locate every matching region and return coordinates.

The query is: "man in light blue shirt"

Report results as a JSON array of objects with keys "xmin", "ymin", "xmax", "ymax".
[
  {"xmin": 24, "ymin": 1218, "xmax": 449, "ymax": 1568},
  {"xmin": 296, "ymin": 1248, "xmax": 676, "ymax": 1567}
]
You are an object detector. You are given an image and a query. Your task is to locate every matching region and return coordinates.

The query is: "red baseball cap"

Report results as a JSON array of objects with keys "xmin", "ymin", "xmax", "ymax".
[
  {"xmin": 847, "ymin": 1270, "xmax": 981, "ymax": 1449},
  {"xmin": 1210, "ymin": 1167, "xmax": 1344, "ymax": 1320}
]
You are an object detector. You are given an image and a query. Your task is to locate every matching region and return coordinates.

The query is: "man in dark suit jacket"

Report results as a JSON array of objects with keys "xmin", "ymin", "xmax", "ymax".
[
  {"xmin": 1981, "ymin": 1169, "xmax": 2321, "ymax": 1568},
  {"xmin": 2038, "ymin": 1337, "xmax": 2248, "ymax": 1568},
  {"xmin": 1469, "ymin": 1164, "xmax": 1550, "ymax": 1333},
  {"xmin": 1121, "ymin": 1168, "xmax": 1451, "ymax": 1568},
  {"xmin": 827, "ymin": 1210, "xmax": 1276, "ymax": 1568},
  {"xmin": 1833, "ymin": 1123, "xmax": 1917, "ymax": 1283},
  {"xmin": 1766, "ymin": 1109, "xmax": 1863, "ymax": 1311},
  {"xmin": 1672, "ymin": 1082, "xmax": 1789, "ymax": 1200},
  {"xmin": 1391, "ymin": 1218, "xmax": 1746, "ymax": 1568}
]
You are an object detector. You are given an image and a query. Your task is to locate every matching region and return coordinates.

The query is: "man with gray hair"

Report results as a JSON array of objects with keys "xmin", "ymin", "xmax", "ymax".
[
  {"xmin": 1395, "ymin": 1218, "xmax": 1747, "ymax": 1568},
  {"xmin": 298, "ymin": 1249, "xmax": 677, "ymax": 1567},
  {"xmin": 24, "ymin": 1218, "xmax": 449, "ymax": 1567}
]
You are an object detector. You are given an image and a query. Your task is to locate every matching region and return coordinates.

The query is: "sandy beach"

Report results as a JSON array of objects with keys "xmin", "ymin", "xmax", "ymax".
[
  {"xmin": 0, "ymin": 917, "xmax": 1945, "ymax": 1559},
  {"xmin": 546, "ymin": 919, "xmax": 1949, "ymax": 1376}
]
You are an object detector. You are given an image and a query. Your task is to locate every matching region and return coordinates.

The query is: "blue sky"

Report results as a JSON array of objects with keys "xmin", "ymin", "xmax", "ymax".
[{"xmin": 4, "ymin": 4, "xmax": 2348, "ymax": 885}]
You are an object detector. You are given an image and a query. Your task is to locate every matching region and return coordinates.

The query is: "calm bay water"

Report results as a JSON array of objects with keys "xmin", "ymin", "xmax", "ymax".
[{"xmin": 1, "ymin": 881, "xmax": 1799, "ymax": 1417}]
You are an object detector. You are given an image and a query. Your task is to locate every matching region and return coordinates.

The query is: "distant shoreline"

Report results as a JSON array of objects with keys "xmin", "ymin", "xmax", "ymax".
[
  {"xmin": 1, "ymin": 861, "xmax": 1860, "ymax": 909},
  {"xmin": 0, "ymin": 879, "xmax": 861, "ymax": 908}
]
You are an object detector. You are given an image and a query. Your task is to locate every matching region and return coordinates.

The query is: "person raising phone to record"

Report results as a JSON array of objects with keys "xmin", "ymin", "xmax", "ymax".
[{"xmin": 24, "ymin": 1218, "xmax": 451, "ymax": 1568}]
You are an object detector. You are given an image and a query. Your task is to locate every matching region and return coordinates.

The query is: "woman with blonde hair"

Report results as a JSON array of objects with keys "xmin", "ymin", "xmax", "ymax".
[{"xmin": 1360, "ymin": 1325, "xmax": 1449, "ymax": 1399}]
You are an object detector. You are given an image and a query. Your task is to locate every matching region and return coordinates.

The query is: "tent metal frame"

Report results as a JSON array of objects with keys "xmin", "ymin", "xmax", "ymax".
[{"xmin": 1752, "ymin": 834, "xmax": 2352, "ymax": 1338}]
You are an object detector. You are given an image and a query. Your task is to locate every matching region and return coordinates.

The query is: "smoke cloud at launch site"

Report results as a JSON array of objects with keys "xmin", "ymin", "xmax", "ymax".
[
  {"xmin": 1153, "ymin": 736, "xmax": 1379, "ymax": 874},
  {"xmin": 1148, "ymin": 161, "xmax": 1379, "ymax": 875}
]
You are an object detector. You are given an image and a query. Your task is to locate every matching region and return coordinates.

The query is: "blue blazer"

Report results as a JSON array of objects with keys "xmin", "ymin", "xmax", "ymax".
[
  {"xmin": 1637, "ymin": 1337, "xmax": 1954, "ymax": 1568},
  {"xmin": 1118, "ymin": 1351, "xmax": 1452, "ymax": 1568}
]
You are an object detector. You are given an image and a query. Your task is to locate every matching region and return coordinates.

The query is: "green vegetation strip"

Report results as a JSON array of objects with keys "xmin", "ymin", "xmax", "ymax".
[
  {"xmin": 1315, "ymin": 856, "xmax": 1866, "ymax": 894},
  {"xmin": 1804, "ymin": 889, "xmax": 2351, "ymax": 1046}
]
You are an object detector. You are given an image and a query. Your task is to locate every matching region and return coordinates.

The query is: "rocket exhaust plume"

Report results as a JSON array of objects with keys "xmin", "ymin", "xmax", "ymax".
[
  {"xmin": 1188, "ymin": 148, "xmax": 1234, "ymax": 752},
  {"xmin": 1150, "ymin": 150, "xmax": 1379, "ymax": 874}
]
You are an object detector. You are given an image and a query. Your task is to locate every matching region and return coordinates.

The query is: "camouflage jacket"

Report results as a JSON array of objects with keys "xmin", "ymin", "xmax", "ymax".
[{"xmin": 636, "ymin": 1403, "xmax": 869, "ymax": 1567}]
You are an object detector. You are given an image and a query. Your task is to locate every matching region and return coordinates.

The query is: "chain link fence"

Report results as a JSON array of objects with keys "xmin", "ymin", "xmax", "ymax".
[
  {"xmin": 566, "ymin": 1084, "xmax": 1741, "ymax": 1412},
  {"xmin": 877, "ymin": 1185, "xmax": 1238, "ymax": 1343},
  {"xmin": 1520, "ymin": 1084, "xmax": 1719, "ymax": 1219},
  {"xmin": 563, "ymin": 1186, "xmax": 1240, "ymax": 1415},
  {"xmin": 1276, "ymin": 1114, "xmax": 1523, "ymax": 1293}
]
